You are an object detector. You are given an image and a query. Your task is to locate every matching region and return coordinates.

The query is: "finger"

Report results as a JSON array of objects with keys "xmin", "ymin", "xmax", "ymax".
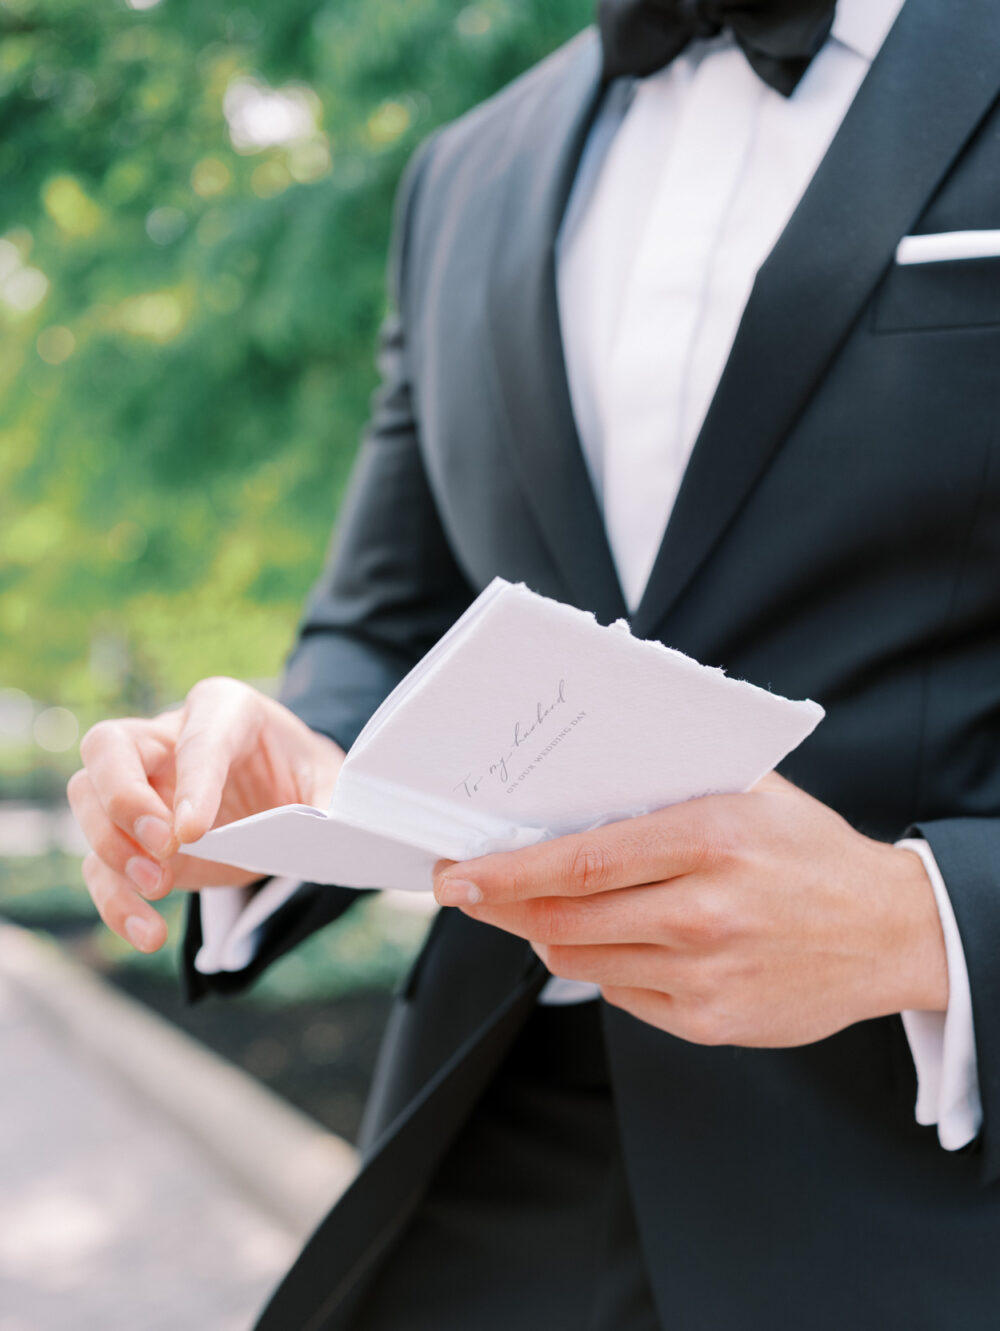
[
  {"xmin": 434, "ymin": 805, "xmax": 711, "ymax": 906},
  {"xmin": 172, "ymin": 679, "xmax": 258, "ymax": 843},
  {"xmin": 79, "ymin": 720, "xmax": 177, "ymax": 858},
  {"xmin": 601, "ymin": 985, "xmax": 678, "ymax": 1031},
  {"xmin": 169, "ymin": 853, "xmax": 261, "ymax": 890},
  {"xmin": 81, "ymin": 853, "xmax": 168, "ymax": 953},
  {"xmin": 536, "ymin": 941, "xmax": 668, "ymax": 990},
  {"xmin": 67, "ymin": 771, "xmax": 173, "ymax": 900},
  {"xmin": 601, "ymin": 985, "xmax": 733, "ymax": 1046},
  {"xmin": 459, "ymin": 884, "xmax": 673, "ymax": 947}
]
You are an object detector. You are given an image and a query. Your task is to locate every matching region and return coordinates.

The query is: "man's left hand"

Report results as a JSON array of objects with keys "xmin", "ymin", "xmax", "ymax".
[{"xmin": 433, "ymin": 774, "xmax": 948, "ymax": 1047}]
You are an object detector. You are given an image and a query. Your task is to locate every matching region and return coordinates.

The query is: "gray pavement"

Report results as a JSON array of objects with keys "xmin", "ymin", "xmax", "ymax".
[{"xmin": 0, "ymin": 956, "xmax": 319, "ymax": 1331}]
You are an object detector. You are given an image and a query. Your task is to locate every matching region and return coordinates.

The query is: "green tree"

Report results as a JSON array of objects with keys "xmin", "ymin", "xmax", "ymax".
[{"xmin": 0, "ymin": 0, "xmax": 591, "ymax": 722}]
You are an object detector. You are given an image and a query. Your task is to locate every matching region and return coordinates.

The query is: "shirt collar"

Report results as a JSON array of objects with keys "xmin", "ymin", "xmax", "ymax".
[{"xmin": 831, "ymin": 0, "xmax": 908, "ymax": 63}]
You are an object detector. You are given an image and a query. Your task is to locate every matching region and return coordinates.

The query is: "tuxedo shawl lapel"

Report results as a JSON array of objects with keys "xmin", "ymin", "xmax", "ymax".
[
  {"xmin": 632, "ymin": 0, "xmax": 1000, "ymax": 639},
  {"xmin": 484, "ymin": 34, "xmax": 628, "ymax": 626}
]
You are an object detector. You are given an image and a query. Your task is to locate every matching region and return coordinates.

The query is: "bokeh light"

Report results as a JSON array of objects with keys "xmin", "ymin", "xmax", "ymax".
[
  {"xmin": 223, "ymin": 78, "xmax": 320, "ymax": 153},
  {"xmin": 2, "ymin": 267, "xmax": 48, "ymax": 313},
  {"xmin": 33, "ymin": 708, "xmax": 80, "ymax": 754},
  {"xmin": 0, "ymin": 689, "xmax": 34, "ymax": 744},
  {"xmin": 36, "ymin": 327, "xmax": 76, "ymax": 365},
  {"xmin": 145, "ymin": 207, "xmax": 188, "ymax": 246}
]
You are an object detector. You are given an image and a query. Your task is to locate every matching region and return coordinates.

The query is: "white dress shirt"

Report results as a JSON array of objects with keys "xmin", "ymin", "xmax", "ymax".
[{"xmin": 197, "ymin": 0, "xmax": 980, "ymax": 1151}]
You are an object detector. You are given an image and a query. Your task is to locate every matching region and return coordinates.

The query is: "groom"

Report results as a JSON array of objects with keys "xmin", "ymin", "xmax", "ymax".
[{"xmin": 69, "ymin": 0, "xmax": 1000, "ymax": 1326}]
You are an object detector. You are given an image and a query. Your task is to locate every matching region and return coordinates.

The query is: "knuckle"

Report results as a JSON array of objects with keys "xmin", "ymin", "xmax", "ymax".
[
  {"xmin": 79, "ymin": 719, "xmax": 120, "ymax": 762},
  {"xmin": 692, "ymin": 822, "xmax": 730, "ymax": 872},
  {"xmin": 104, "ymin": 786, "xmax": 139, "ymax": 828},
  {"xmin": 66, "ymin": 768, "xmax": 89, "ymax": 806},
  {"xmin": 501, "ymin": 856, "xmax": 536, "ymax": 903},
  {"xmin": 679, "ymin": 890, "xmax": 736, "ymax": 949},
  {"xmin": 526, "ymin": 896, "xmax": 569, "ymax": 944},
  {"xmin": 686, "ymin": 804, "xmax": 745, "ymax": 871},
  {"xmin": 695, "ymin": 897, "xmax": 733, "ymax": 947},
  {"xmin": 683, "ymin": 1005, "xmax": 731, "ymax": 1047},
  {"xmin": 93, "ymin": 823, "xmax": 125, "ymax": 866},
  {"xmin": 187, "ymin": 675, "xmax": 243, "ymax": 708},
  {"xmin": 97, "ymin": 895, "xmax": 129, "ymax": 936},
  {"xmin": 568, "ymin": 840, "xmax": 616, "ymax": 895},
  {"xmin": 187, "ymin": 676, "xmax": 219, "ymax": 702},
  {"xmin": 544, "ymin": 944, "xmax": 582, "ymax": 979},
  {"xmin": 683, "ymin": 955, "xmax": 725, "ymax": 1006}
]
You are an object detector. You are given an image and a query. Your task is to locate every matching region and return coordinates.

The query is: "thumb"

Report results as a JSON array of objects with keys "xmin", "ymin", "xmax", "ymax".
[{"xmin": 172, "ymin": 680, "xmax": 256, "ymax": 843}]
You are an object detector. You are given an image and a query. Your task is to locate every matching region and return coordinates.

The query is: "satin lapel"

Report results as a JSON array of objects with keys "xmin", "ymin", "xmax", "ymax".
[
  {"xmin": 632, "ymin": 0, "xmax": 1000, "ymax": 639},
  {"xmin": 484, "ymin": 32, "xmax": 628, "ymax": 625}
]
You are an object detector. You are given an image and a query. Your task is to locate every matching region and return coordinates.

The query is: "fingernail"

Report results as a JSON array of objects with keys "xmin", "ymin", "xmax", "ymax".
[
  {"xmin": 124, "ymin": 915, "xmax": 158, "ymax": 950},
  {"xmin": 125, "ymin": 856, "xmax": 163, "ymax": 897},
  {"xmin": 435, "ymin": 878, "xmax": 482, "ymax": 906},
  {"xmin": 134, "ymin": 816, "xmax": 172, "ymax": 857},
  {"xmin": 174, "ymin": 799, "xmax": 195, "ymax": 837}
]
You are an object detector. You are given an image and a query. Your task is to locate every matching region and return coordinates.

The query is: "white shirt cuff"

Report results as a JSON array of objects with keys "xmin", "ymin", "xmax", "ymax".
[
  {"xmin": 193, "ymin": 875, "xmax": 303, "ymax": 974},
  {"xmin": 897, "ymin": 838, "xmax": 981, "ymax": 1151},
  {"xmin": 538, "ymin": 976, "xmax": 602, "ymax": 1005}
]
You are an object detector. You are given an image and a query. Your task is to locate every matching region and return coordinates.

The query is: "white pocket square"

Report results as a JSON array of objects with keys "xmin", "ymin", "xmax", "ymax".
[{"xmin": 896, "ymin": 230, "xmax": 1000, "ymax": 265}]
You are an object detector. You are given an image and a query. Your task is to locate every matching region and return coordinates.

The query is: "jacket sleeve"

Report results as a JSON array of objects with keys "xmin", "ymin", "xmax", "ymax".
[
  {"xmin": 910, "ymin": 816, "xmax": 1000, "ymax": 1183},
  {"xmin": 182, "ymin": 134, "xmax": 476, "ymax": 1002}
]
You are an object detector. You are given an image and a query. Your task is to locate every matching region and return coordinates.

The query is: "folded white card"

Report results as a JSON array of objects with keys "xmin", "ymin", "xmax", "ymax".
[
  {"xmin": 189, "ymin": 579, "xmax": 824, "ymax": 891},
  {"xmin": 895, "ymin": 230, "xmax": 1000, "ymax": 265}
]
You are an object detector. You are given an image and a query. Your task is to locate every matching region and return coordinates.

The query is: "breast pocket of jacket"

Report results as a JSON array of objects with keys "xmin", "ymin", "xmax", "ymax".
[{"xmin": 874, "ymin": 231, "xmax": 1000, "ymax": 334}]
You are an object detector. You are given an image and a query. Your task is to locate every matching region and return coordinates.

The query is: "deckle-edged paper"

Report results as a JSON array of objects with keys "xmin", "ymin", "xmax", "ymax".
[{"xmin": 188, "ymin": 579, "xmax": 824, "ymax": 890}]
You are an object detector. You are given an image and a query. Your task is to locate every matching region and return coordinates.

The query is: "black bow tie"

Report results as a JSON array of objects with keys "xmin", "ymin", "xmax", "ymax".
[{"xmin": 598, "ymin": 0, "xmax": 837, "ymax": 97}]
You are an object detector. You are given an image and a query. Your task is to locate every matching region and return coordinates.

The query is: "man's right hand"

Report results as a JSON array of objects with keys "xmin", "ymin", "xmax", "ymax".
[{"xmin": 67, "ymin": 677, "xmax": 345, "ymax": 953}]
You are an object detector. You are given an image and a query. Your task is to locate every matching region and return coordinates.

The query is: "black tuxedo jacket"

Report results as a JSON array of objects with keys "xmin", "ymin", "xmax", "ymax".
[{"xmin": 184, "ymin": 2, "xmax": 1000, "ymax": 1325}]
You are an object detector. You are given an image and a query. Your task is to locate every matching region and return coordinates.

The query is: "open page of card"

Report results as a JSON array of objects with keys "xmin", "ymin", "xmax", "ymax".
[{"xmin": 188, "ymin": 579, "xmax": 824, "ymax": 890}]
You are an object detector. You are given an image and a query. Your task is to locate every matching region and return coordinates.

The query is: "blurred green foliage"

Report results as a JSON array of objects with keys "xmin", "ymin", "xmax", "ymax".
[{"xmin": 0, "ymin": 0, "xmax": 591, "ymax": 728}]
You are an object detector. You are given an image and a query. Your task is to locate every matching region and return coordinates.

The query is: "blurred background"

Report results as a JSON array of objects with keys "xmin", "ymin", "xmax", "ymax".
[{"xmin": 0, "ymin": 0, "xmax": 590, "ymax": 1325}]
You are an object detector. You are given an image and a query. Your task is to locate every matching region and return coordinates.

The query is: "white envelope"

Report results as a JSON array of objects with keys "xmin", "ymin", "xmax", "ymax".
[
  {"xmin": 189, "ymin": 580, "xmax": 824, "ymax": 892},
  {"xmin": 895, "ymin": 230, "xmax": 1000, "ymax": 265}
]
